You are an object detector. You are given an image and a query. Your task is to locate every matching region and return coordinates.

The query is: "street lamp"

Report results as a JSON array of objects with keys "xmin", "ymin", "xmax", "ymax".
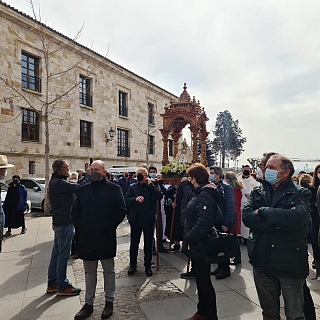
[{"xmin": 105, "ymin": 127, "xmax": 115, "ymax": 143}]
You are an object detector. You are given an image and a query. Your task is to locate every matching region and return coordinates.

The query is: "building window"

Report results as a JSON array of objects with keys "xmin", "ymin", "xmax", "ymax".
[
  {"xmin": 148, "ymin": 103, "xmax": 155, "ymax": 125},
  {"xmin": 79, "ymin": 75, "xmax": 92, "ymax": 107},
  {"xmin": 29, "ymin": 161, "xmax": 36, "ymax": 174},
  {"xmin": 169, "ymin": 139, "xmax": 173, "ymax": 156},
  {"xmin": 22, "ymin": 109, "xmax": 40, "ymax": 142},
  {"xmin": 117, "ymin": 129, "xmax": 130, "ymax": 157},
  {"xmin": 119, "ymin": 91, "xmax": 128, "ymax": 117},
  {"xmin": 21, "ymin": 52, "xmax": 41, "ymax": 92},
  {"xmin": 148, "ymin": 135, "xmax": 155, "ymax": 154},
  {"xmin": 80, "ymin": 120, "xmax": 92, "ymax": 147}
]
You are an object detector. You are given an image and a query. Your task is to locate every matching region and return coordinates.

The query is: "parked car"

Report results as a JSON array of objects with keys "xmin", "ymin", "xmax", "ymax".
[
  {"xmin": 0, "ymin": 181, "xmax": 32, "ymax": 214},
  {"xmin": 6, "ymin": 178, "xmax": 45, "ymax": 210},
  {"xmin": 106, "ymin": 167, "xmax": 138, "ymax": 181}
]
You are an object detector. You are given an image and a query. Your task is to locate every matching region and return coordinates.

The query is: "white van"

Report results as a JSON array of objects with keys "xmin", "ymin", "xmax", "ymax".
[{"xmin": 106, "ymin": 167, "xmax": 138, "ymax": 181}]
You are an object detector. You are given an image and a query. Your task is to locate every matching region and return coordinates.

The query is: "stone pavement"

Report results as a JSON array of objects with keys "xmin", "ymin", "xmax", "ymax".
[{"xmin": 1, "ymin": 213, "xmax": 320, "ymax": 320}]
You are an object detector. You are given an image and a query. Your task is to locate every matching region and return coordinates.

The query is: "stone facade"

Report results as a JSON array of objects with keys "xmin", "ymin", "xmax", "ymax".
[{"xmin": 0, "ymin": 2, "xmax": 177, "ymax": 177}]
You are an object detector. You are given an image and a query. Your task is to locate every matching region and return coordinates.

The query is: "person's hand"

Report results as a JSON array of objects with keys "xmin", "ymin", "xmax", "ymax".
[
  {"xmin": 146, "ymin": 178, "xmax": 152, "ymax": 185},
  {"xmin": 254, "ymin": 209, "xmax": 259, "ymax": 214},
  {"xmin": 136, "ymin": 196, "xmax": 144, "ymax": 203},
  {"xmin": 172, "ymin": 202, "xmax": 177, "ymax": 208},
  {"xmin": 181, "ymin": 177, "xmax": 187, "ymax": 182},
  {"xmin": 86, "ymin": 166, "xmax": 91, "ymax": 175},
  {"xmin": 222, "ymin": 225, "xmax": 228, "ymax": 232}
]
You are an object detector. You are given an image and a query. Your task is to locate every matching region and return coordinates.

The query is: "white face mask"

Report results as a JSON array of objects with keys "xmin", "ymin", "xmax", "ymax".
[
  {"xmin": 256, "ymin": 167, "xmax": 264, "ymax": 180},
  {"xmin": 317, "ymin": 173, "xmax": 320, "ymax": 180}
]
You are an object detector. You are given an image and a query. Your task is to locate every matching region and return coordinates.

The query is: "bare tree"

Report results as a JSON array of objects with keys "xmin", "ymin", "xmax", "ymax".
[{"xmin": 0, "ymin": 0, "xmax": 102, "ymax": 214}]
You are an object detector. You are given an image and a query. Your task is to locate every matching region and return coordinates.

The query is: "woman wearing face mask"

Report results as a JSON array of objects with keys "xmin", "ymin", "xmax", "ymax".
[
  {"xmin": 224, "ymin": 171, "xmax": 245, "ymax": 265},
  {"xmin": 3, "ymin": 175, "xmax": 28, "ymax": 236},
  {"xmin": 182, "ymin": 163, "xmax": 223, "ymax": 320}
]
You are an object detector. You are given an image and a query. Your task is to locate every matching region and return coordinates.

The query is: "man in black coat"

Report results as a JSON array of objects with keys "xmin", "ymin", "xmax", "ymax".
[
  {"xmin": 243, "ymin": 154, "xmax": 310, "ymax": 319},
  {"xmin": 47, "ymin": 159, "xmax": 89, "ymax": 297},
  {"xmin": 125, "ymin": 167, "xmax": 162, "ymax": 277},
  {"xmin": 72, "ymin": 160, "xmax": 126, "ymax": 320}
]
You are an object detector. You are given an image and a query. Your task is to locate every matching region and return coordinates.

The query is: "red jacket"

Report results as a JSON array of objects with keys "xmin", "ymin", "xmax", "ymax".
[{"xmin": 229, "ymin": 188, "xmax": 242, "ymax": 235}]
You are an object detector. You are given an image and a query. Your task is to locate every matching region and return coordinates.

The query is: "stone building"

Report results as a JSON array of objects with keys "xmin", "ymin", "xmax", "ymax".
[{"xmin": 0, "ymin": 1, "xmax": 177, "ymax": 177}]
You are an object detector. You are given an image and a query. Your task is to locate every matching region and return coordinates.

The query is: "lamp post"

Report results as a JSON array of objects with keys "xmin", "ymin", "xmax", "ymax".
[{"xmin": 105, "ymin": 127, "xmax": 115, "ymax": 143}]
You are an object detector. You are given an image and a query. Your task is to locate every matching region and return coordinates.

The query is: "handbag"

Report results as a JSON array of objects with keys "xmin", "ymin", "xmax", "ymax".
[
  {"xmin": 184, "ymin": 230, "xmax": 235, "ymax": 263},
  {"xmin": 183, "ymin": 204, "xmax": 235, "ymax": 263}
]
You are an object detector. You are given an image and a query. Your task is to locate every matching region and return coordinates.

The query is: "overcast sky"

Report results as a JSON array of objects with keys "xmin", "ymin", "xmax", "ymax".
[{"xmin": 5, "ymin": 0, "xmax": 320, "ymax": 166}]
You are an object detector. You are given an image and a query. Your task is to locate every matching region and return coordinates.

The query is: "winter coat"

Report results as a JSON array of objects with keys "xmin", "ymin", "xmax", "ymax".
[
  {"xmin": 117, "ymin": 177, "xmax": 137, "ymax": 196},
  {"xmin": 229, "ymin": 187, "xmax": 242, "ymax": 235},
  {"xmin": 49, "ymin": 172, "xmax": 89, "ymax": 226},
  {"xmin": 178, "ymin": 180, "xmax": 195, "ymax": 226},
  {"xmin": 183, "ymin": 183, "xmax": 224, "ymax": 246},
  {"xmin": 214, "ymin": 180, "xmax": 235, "ymax": 227},
  {"xmin": 125, "ymin": 182, "xmax": 162, "ymax": 226},
  {"xmin": 3, "ymin": 183, "xmax": 28, "ymax": 211},
  {"xmin": 242, "ymin": 179, "xmax": 310, "ymax": 278},
  {"xmin": 71, "ymin": 177, "xmax": 126, "ymax": 261}
]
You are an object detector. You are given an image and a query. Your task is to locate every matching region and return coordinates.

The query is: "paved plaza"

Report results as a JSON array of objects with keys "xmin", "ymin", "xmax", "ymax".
[{"xmin": 1, "ymin": 213, "xmax": 320, "ymax": 319}]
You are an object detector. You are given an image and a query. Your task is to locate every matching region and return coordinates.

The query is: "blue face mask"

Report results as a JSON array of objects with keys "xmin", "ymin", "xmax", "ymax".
[
  {"xmin": 149, "ymin": 173, "xmax": 156, "ymax": 179},
  {"xmin": 265, "ymin": 168, "xmax": 281, "ymax": 185},
  {"xmin": 0, "ymin": 170, "xmax": 7, "ymax": 180},
  {"xmin": 293, "ymin": 180, "xmax": 298, "ymax": 185},
  {"xmin": 209, "ymin": 174, "xmax": 215, "ymax": 182}
]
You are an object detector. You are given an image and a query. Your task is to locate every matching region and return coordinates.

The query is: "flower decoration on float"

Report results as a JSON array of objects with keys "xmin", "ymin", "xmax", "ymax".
[{"xmin": 161, "ymin": 161, "xmax": 190, "ymax": 179}]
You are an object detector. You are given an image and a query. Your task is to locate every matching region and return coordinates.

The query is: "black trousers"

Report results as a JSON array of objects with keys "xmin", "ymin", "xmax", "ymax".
[
  {"xmin": 130, "ymin": 224, "xmax": 154, "ymax": 270},
  {"xmin": 192, "ymin": 258, "xmax": 218, "ymax": 320},
  {"xmin": 303, "ymin": 281, "xmax": 316, "ymax": 320}
]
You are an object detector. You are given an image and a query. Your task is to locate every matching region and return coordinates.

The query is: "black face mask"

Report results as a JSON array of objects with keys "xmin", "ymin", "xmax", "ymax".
[
  {"xmin": 301, "ymin": 182, "xmax": 309, "ymax": 188},
  {"xmin": 137, "ymin": 173, "xmax": 144, "ymax": 182},
  {"xmin": 13, "ymin": 180, "xmax": 19, "ymax": 185},
  {"xmin": 124, "ymin": 174, "xmax": 129, "ymax": 178},
  {"xmin": 243, "ymin": 170, "xmax": 250, "ymax": 176}
]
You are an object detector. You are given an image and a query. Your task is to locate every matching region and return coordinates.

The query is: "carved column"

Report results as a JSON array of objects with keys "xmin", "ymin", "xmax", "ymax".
[
  {"xmin": 171, "ymin": 132, "xmax": 182, "ymax": 159},
  {"xmin": 190, "ymin": 127, "xmax": 198, "ymax": 164},
  {"xmin": 200, "ymin": 131, "xmax": 209, "ymax": 167},
  {"xmin": 160, "ymin": 129, "xmax": 170, "ymax": 166}
]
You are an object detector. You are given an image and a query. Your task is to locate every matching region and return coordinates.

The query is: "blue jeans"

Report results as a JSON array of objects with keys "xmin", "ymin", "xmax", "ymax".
[
  {"xmin": 47, "ymin": 224, "xmax": 75, "ymax": 290},
  {"xmin": 253, "ymin": 268, "xmax": 305, "ymax": 320}
]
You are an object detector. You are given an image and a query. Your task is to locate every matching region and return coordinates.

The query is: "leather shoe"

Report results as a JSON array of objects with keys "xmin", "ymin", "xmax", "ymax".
[
  {"xmin": 185, "ymin": 312, "xmax": 206, "ymax": 320},
  {"xmin": 74, "ymin": 304, "xmax": 93, "ymax": 320},
  {"xmin": 145, "ymin": 268, "xmax": 153, "ymax": 276},
  {"xmin": 230, "ymin": 258, "xmax": 241, "ymax": 265},
  {"xmin": 101, "ymin": 301, "xmax": 113, "ymax": 319},
  {"xmin": 215, "ymin": 268, "xmax": 231, "ymax": 279},
  {"xmin": 210, "ymin": 266, "xmax": 220, "ymax": 276},
  {"xmin": 127, "ymin": 266, "xmax": 136, "ymax": 276}
]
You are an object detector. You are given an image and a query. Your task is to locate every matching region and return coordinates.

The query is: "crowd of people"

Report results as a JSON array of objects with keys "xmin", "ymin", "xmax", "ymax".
[{"xmin": 1, "ymin": 153, "xmax": 320, "ymax": 320}]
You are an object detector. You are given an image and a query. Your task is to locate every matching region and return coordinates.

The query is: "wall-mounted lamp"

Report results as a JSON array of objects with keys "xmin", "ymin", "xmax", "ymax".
[{"xmin": 105, "ymin": 127, "xmax": 115, "ymax": 143}]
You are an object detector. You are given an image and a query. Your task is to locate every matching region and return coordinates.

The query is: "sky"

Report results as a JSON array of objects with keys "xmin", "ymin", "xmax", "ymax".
[{"xmin": 4, "ymin": 0, "xmax": 320, "ymax": 168}]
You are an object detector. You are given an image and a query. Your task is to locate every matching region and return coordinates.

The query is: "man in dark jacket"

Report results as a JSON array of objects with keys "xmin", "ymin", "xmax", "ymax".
[
  {"xmin": 72, "ymin": 160, "xmax": 126, "ymax": 320},
  {"xmin": 209, "ymin": 166, "xmax": 235, "ymax": 279},
  {"xmin": 242, "ymin": 154, "xmax": 310, "ymax": 319},
  {"xmin": 47, "ymin": 159, "xmax": 88, "ymax": 297},
  {"xmin": 125, "ymin": 167, "xmax": 162, "ymax": 277},
  {"xmin": 117, "ymin": 171, "xmax": 137, "ymax": 196}
]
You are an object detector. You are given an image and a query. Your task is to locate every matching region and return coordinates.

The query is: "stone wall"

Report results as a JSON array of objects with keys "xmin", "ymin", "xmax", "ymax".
[{"xmin": 0, "ymin": 3, "xmax": 176, "ymax": 177}]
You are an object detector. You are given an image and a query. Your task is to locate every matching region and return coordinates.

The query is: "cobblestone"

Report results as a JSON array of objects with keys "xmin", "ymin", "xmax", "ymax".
[{"xmin": 73, "ymin": 247, "xmax": 186, "ymax": 319}]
